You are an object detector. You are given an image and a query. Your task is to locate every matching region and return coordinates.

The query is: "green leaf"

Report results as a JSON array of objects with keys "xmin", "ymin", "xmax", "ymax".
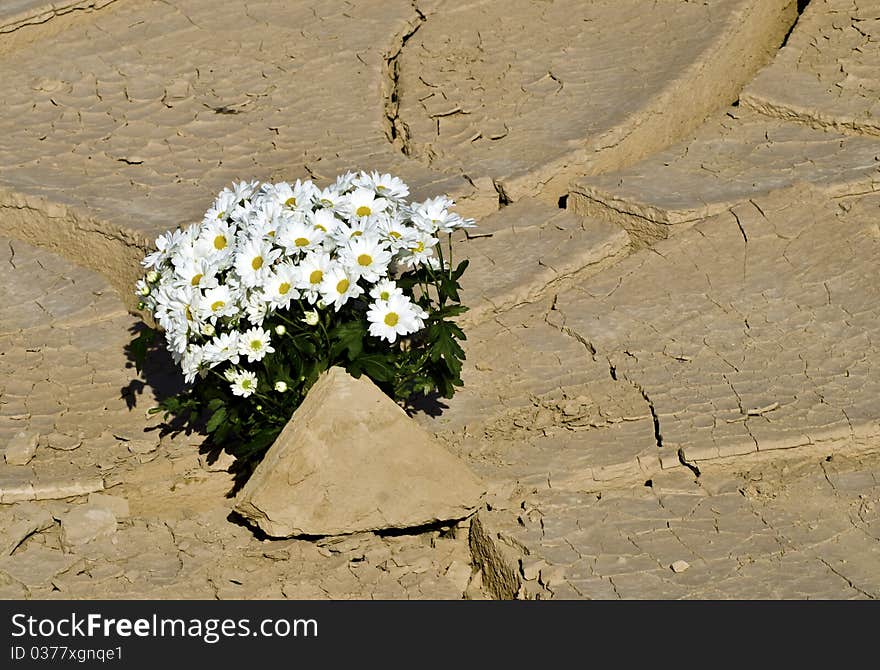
[
  {"xmin": 206, "ymin": 406, "xmax": 227, "ymax": 433},
  {"xmin": 214, "ymin": 420, "xmax": 233, "ymax": 443},
  {"xmin": 329, "ymin": 320, "xmax": 365, "ymax": 361},
  {"xmin": 352, "ymin": 354, "xmax": 394, "ymax": 382}
]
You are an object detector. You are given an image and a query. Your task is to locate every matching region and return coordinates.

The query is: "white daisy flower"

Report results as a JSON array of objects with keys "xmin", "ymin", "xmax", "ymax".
[
  {"xmin": 366, "ymin": 294, "xmax": 425, "ymax": 343},
  {"xmin": 376, "ymin": 214, "xmax": 415, "ymax": 251},
  {"xmin": 453, "ymin": 215, "xmax": 477, "ymax": 231},
  {"xmin": 244, "ymin": 288, "xmax": 269, "ymax": 325},
  {"xmin": 342, "ymin": 234, "xmax": 392, "ymax": 283},
  {"xmin": 332, "ymin": 217, "xmax": 377, "ymax": 244},
  {"xmin": 196, "ymin": 283, "xmax": 239, "ymax": 322},
  {"xmin": 153, "ymin": 284, "xmax": 198, "ymax": 334},
  {"xmin": 315, "ymin": 186, "xmax": 347, "ymax": 213},
  {"xmin": 247, "ymin": 200, "xmax": 286, "ymax": 241},
  {"xmin": 425, "ymin": 255, "xmax": 449, "ymax": 271},
  {"xmin": 310, "ymin": 208, "xmax": 341, "ymax": 238},
  {"xmin": 143, "ymin": 228, "xmax": 188, "ymax": 269},
  {"xmin": 346, "ymin": 187, "xmax": 388, "ymax": 220},
  {"xmin": 238, "ymin": 326, "xmax": 274, "ymax": 363},
  {"xmin": 230, "ymin": 369, "xmax": 258, "ymax": 398},
  {"xmin": 269, "ymin": 179, "xmax": 316, "ymax": 211},
  {"xmin": 194, "ymin": 218, "xmax": 236, "ymax": 262},
  {"xmin": 172, "ymin": 257, "xmax": 219, "ymax": 291},
  {"xmin": 227, "ymin": 180, "xmax": 260, "ymax": 204},
  {"xmin": 399, "ymin": 233, "xmax": 439, "ymax": 268},
  {"xmin": 264, "ymin": 181, "xmax": 294, "ymax": 207},
  {"xmin": 203, "ymin": 331, "xmax": 241, "ymax": 367},
  {"xmin": 231, "ymin": 197, "xmax": 264, "ymax": 230},
  {"xmin": 204, "ymin": 189, "xmax": 239, "ymax": 224},
  {"xmin": 354, "ymin": 171, "xmax": 409, "ymax": 201},
  {"xmin": 296, "ymin": 251, "xmax": 333, "ymax": 304},
  {"xmin": 410, "ymin": 196, "xmax": 467, "ymax": 234},
  {"xmin": 181, "ymin": 345, "xmax": 206, "ymax": 384},
  {"xmin": 333, "ymin": 171, "xmax": 358, "ymax": 192},
  {"xmin": 234, "ymin": 238, "xmax": 280, "ymax": 288},
  {"xmin": 263, "ymin": 263, "xmax": 299, "ymax": 309},
  {"xmin": 165, "ymin": 323, "xmax": 191, "ymax": 360},
  {"xmin": 277, "ymin": 216, "xmax": 324, "ymax": 253},
  {"xmin": 369, "ymin": 279, "xmax": 404, "ymax": 302},
  {"xmin": 319, "ymin": 265, "xmax": 363, "ymax": 311}
]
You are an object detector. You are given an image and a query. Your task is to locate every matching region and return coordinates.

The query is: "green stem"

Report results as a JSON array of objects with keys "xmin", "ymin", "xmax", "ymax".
[
  {"xmin": 424, "ymin": 253, "xmax": 445, "ymax": 309},
  {"xmin": 275, "ymin": 311, "xmax": 303, "ymax": 330},
  {"xmin": 447, "ymin": 233, "xmax": 454, "ymax": 276}
]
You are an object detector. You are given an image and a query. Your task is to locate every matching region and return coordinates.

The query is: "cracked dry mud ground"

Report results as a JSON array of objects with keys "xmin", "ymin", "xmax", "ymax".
[{"xmin": 1, "ymin": 0, "xmax": 879, "ymax": 599}]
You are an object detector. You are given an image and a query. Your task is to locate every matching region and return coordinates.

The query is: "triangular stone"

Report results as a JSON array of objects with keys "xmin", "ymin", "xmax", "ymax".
[{"xmin": 234, "ymin": 367, "xmax": 485, "ymax": 538}]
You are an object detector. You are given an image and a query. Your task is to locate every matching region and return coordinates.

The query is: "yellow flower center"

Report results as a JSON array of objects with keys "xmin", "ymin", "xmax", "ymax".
[
  {"xmin": 377, "ymin": 185, "xmax": 387, "ymax": 191},
  {"xmin": 336, "ymin": 278, "xmax": 350, "ymax": 294},
  {"xmin": 309, "ymin": 270, "xmax": 323, "ymax": 284},
  {"xmin": 285, "ymin": 196, "xmax": 297, "ymax": 207},
  {"xmin": 320, "ymin": 199, "xmax": 333, "ymax": 207},
  {"xmin": 217, "ymin": 211, "xmax": 225, "ymax": 220},
  {"xmin": 412, "ymin": 241, "xmax": 425, "ymax": 253},
  {"xmin": 242, "ymin": 379, "xmax": 253, "ymax": 389},
  {"xmin": 357, "ymin": 253, "xmax": 373, "ymax": 267},
  {"xmin": 214, "ymin": 235, "xmax": 227, "ymax": 250},
  {"xmin": 314, "ymin": 224, "xmax": 327, "ymax": 232},
  {"xmin": 294, "ymin": 237, "xmax": 310, "ymax": 247},
  {"xmin": 190, "ymin": 273, "xmax": 203, "ymax": 286},
  {"xmin": 211, "ymin": 300, "xmax": 225, "ymax": 312},
  {"xmin": 389, "ymin": 231, "xmax": 401, "ymax": 239},
  {"xmin": 379, "ymin": 291, "xmax": 390, "ymax": 300},
  {"xmin": 250, "ymin": 339, "xmax": 262, "ymax": 351},
  {"xmin": 356, "ymin": 205, "xmax": 372, "ymax": 217},
  {"xmin": 267, "ymin": 230, "xmax": 276, "ymax": 238},
  {"xmin": 251, "ymin": 256, "xmax": 263, "ymax": 271},
  {"xmin": 351, "ymin": 230, "xmax": 363, "ymax": 237},
  {"xmin": 384, "ymin": 312, "xmax": 399, "ymax": 327},
  {"xmin": 185, "ymin": 306, "xmax": 193, "ymax": 321},
  {"xmin": 278, "ymin": 282, "xmax": 291, "ymax": 295}
]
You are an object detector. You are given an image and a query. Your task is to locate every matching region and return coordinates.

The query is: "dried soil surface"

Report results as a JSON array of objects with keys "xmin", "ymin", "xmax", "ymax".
[{"xmin": 1, "ymin": 0, "xmax": 878, "ymax": 599}]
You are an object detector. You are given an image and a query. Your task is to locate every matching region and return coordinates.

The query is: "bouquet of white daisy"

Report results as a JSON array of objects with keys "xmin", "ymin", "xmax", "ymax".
[{"xmin": 132, "ymin": 171, "xmax": 474, "ymax": 461}]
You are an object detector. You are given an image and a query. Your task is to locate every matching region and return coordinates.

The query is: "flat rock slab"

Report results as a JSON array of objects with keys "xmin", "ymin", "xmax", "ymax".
[
  {"xmin": 397, "ymin": 0, "xmax": 796, "ymax": 200},
  {"xmin": 476, "ymin": 451, "xmax": 880, "ymax": 599},
  {"xmin": 0, "ymin": 469, "xmax": 104, "ymax": 504},
  {"xmin": 741, "ymin": 0, "xmax": 880, "ymax": 136},
  {"xmin": 555, "ymin": 185, "xmax": 880, "ymax": 469},
  {"xmin": 87, "ymin": 493, "xmax": 129, "ymax": 519},
  {"xmin": 235, "ymin": 367, "xmax": 485, "ymax": 538},
  {"xmin": 0, "ymin": 0, "xmax": 487, "ymax": 305},
  {"xmin": 458, "ymin": 198, "xmax": 629, "ymax": 325},
  {"xmin": 569, "ymin": 109, "xmax": 880, "ymax": 242},
  {"xmin": 0, "ymin": 0, "xmax": 117, "ymax": 33},
  {"xmin": 60, "ymin": 504, "xmax": 117, "ymax": 549},
  {"xmin": 424, "ymin": 186, "xmax": 880, "ymax": 495},
  {"xmin": 1, "ymin": 507, "xmax": 53, "ymax": 555},
  {"xmin": 0, "ymin": 545, "xmax": 82, "ymax": 588},
  {"xmin": 4, "ymin": 430, "xmax": 38, "ymax": 465}
]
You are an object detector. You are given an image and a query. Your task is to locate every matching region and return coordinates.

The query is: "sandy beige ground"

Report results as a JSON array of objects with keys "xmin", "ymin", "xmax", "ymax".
[{"xmin": 1, "ymin": 0, "xmax": 878, "ymax": 599}]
